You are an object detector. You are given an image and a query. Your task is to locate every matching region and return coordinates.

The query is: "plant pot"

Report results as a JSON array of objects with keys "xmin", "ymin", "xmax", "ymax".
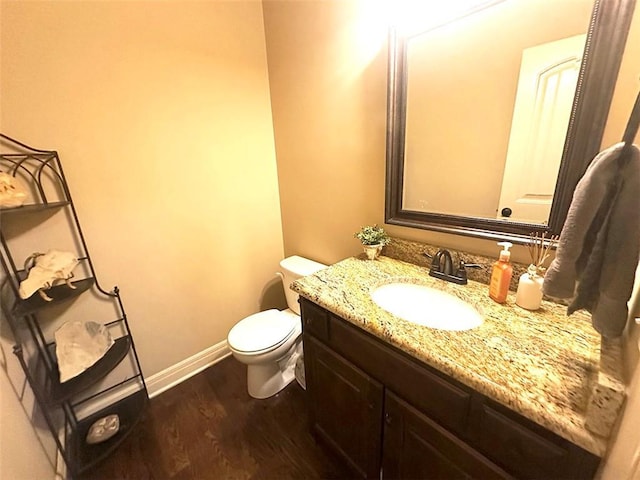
[{"xmin": 363, "ymin": 244, "xmax": 383, "ymax": 260}]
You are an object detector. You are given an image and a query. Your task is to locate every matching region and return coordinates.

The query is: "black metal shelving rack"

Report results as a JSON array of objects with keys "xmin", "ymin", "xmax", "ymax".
[{"xmin": 0, "ymin": 134, "xmax": 148, "ymax": 477}]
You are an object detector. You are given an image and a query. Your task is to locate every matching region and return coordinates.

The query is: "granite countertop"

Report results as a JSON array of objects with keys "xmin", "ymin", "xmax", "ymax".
[{"xmin": 292, "ymin": 255, "xmax": 624, "ymax": 457}]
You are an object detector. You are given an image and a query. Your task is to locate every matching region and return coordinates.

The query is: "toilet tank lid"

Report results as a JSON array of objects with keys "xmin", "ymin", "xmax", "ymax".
[{"xmin": 280, "ymin": 255, "xmax": 327, "ymax": 276}]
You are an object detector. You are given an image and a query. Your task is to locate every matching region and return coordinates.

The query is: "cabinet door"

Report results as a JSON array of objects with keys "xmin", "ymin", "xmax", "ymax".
[
  {"xmin": 383, "ymin": 391, "xmax": 512, "ymax": 480},
  {"xmin": 305, "ymin": 335, "xmax": 383, "ymax": 479},
  {"xmin": 469, "ymin": 398, "xmax": 600, "ymax": 479}
]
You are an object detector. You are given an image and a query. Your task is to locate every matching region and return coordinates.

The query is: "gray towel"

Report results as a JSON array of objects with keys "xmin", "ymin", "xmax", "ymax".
[{"xmin": 542, "ymin": 142, "xmax": 640, "ymax": 338}]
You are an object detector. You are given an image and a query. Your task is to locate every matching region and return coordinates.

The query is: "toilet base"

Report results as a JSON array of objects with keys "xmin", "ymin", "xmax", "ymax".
[
  {"xmin": 247, "ymin": 360, "xmax": 296, "ymax": 399},
  {"xmin": 228, "ymin": 312, "xmax": 303, "ymax": 399}
]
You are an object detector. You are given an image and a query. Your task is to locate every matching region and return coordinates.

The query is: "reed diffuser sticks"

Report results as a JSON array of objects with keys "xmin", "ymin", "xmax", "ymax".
[{"xmin": 527, "ymin": 232, "xmax": 559, "ymax": 272}]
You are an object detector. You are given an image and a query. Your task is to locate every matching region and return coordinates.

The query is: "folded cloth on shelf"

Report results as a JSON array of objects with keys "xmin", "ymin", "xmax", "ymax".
[{"xmin": 542, "ymin": 142, "xmax": 640, "ymax": 338}]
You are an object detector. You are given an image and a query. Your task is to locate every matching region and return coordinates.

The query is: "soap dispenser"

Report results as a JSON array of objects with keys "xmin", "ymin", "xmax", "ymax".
[{"xmin": 489, "ymin": 242, "xmax": 513, "ymax": 304}]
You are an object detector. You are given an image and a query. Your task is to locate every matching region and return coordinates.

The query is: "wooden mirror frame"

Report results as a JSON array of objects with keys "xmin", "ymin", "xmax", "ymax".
[{"xmin": 385, "ymin": 0, "xmax": 637, "ymax": 243}]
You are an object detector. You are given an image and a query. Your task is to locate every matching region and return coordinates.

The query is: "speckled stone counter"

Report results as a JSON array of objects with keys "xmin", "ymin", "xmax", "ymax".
[{"xmin": 292, "ymin": 255, "xmax": 623, "ymax": 457}]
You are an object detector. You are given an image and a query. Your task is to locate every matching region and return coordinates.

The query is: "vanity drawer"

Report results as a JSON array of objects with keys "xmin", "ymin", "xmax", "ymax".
[
  {"xmin": 300, "ymin": 299, "xmax": 329, "ymax": 341},
  {"xmin": 470, "ymin": 399, "xmax": 599, "ymax": 479}
]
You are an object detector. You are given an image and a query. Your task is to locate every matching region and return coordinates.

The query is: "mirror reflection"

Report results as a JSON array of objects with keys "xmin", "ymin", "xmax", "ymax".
[
  {"xmin": 402, "ymin": 0, "xmax": 593, "ymax": 224},
  {"xmin": 386, "ymin": 0, "xmax": 634, "ymax": 241}
]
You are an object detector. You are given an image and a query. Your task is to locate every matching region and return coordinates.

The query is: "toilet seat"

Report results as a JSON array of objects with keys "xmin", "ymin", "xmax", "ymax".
[{"xmin": 228, "ymin": 309, "xmax": 297, "ymax": 354}]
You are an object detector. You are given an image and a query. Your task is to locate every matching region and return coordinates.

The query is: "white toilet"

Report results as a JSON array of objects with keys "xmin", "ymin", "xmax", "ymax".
[{"xmin": 227, "ymin": 255, "xmax": 327, "ymax": 399}]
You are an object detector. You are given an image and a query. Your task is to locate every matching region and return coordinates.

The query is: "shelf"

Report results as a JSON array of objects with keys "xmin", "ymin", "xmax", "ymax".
[
  {"xmin": 46, "ymin": 336, "xmax": 132, "ymax": 405},
  {"xmin": 69, "ymin": 389, "xmax": 147, "ymax": 475},
  {"xmin": 12, "ymin": 277, "xmax": 95, "ymax": 317},
  {"xmin": 0, "ymin": 201, "xmax": 70, "ymax": 216},
  {"xmin": 1, "ymin": 135, "xmax": 148, "ymax": 475}
]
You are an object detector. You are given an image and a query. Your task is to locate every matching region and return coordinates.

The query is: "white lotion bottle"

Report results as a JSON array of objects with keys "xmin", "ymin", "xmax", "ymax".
[{"xmin": 516, "ymin": 265, "xmax": 544, "ymax": 310}]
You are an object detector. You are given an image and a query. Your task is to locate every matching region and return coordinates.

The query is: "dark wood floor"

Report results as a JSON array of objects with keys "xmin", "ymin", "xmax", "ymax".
[{"xmin": 82, "ymin": 356, "xmax": 352, "ymax": 480}]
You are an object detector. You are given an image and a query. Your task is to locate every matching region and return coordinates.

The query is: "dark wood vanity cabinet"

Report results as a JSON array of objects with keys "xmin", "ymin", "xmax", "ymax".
[
  {"xmin": 300, "ymin": 299, "xmax": 600, "ymax": 480},
  {"xmin": 305, "ymin": 336, "xmax": 383, "ymax": 478},
  {"xmin": 383, "ymin": 391, "xmax": 512, "ymax": 480}
]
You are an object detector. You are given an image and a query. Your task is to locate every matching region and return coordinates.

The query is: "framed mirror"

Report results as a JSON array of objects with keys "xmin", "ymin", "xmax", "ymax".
[{"xmin": 385, "ymin": 0, "xmax": 636, "ymax": 242}]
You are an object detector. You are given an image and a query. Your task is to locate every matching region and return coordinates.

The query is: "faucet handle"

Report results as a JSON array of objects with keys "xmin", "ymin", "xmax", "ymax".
[
  {"xmin": 461, "ymin": 262, "xmax": 482, "ymax": 269},
  {"xmin": 456, "ymin": 254, "xmax": 482, "ymax": 269},
  {"xmin": 456, "ymin": 257, "xmax": 481, "ymax": 270},
  {"xmin": 456, "ymin": 260, "xmax": 482, "ymax": 274},
  {"xmin": 454, "ymin": 260, "xmax": 483, "ymax": 284}
]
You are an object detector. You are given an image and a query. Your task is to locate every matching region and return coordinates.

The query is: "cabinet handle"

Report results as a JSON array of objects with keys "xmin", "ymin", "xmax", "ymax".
[{"xmin": 385, "ymin": 412, "xmax": 392, "ymax": 425}]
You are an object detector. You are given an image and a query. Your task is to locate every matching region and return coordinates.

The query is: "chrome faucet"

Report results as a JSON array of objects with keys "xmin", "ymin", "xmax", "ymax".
[{"xmin": 424, "ymin": 249, "xmax": 481, "ymax": 285}]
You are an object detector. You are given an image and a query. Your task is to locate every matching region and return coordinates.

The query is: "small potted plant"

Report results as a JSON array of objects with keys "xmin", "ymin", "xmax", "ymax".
[{"xmin": 354, "ymin": 224, "xmax": 391, "ymax": 260}]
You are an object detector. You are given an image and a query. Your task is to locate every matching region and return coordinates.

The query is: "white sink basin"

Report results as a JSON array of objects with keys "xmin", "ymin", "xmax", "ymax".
[{"xmin": 371, "ymin": 283, "xmax": 483, "ymax": 331}]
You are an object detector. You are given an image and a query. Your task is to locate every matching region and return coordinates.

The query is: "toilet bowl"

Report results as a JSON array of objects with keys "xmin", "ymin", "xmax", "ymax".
[{"xmin": 227, "ymin": 256, "xmax": 327, "ymax": 399}]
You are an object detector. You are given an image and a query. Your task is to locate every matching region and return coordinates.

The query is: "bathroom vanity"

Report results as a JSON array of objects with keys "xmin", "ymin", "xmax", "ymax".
[{"xmin": 293, "ymin": 255, "xmax": 623, "ymax": 479}]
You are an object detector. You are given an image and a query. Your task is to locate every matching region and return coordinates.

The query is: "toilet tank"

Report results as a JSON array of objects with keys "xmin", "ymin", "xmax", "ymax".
[{"xmin": 279, "ymin": 255, "xmax": 327, "ymax": 315}]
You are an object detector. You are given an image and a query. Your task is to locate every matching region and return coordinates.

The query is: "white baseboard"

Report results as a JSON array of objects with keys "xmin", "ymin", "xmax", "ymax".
[
  {"xmin": 146, "ymin": 340, "xmax": 231, "ymax": 398},
  {"xmin": 74, "ymin": 340, "xmax": 231, "ymax": 418}
]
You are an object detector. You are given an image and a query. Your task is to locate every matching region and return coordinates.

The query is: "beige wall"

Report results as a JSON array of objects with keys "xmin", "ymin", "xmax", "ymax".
[
  {"xmin": 263, "ymin": 0, "xmax": 388, "ymax": 265},
  {"xmin": 0, "ymin": 320, "xmax": 56, "ymax": 479},
  {"xmin": 265, "ymin": 0, "xmax": 640, "ymax": 478},
  {"xmin": 1, "ymin": 1, "xmax": 283, "ymax": 476},
  {"xmin": 1, "ymin": 0, "xmax": 283, "ymax": 374},
  {"xmin": 0, "ymin": 371, "xmax": 55, "ymax": 479}
]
